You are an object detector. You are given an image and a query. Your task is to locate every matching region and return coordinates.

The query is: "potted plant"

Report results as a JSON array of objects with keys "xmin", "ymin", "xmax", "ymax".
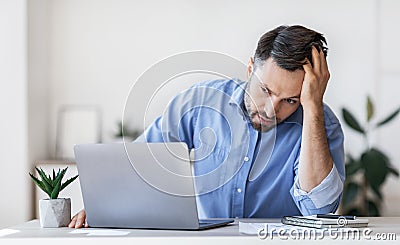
[
  {"xmin": 341, "ymin": 95, "xmax": 399, "ymax": 216},
  {"xmin": 29, "ymin": 167, "xmax": 78, "ymax": 227}
]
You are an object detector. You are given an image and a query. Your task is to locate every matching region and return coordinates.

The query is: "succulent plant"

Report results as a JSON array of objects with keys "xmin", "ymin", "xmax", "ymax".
[{"xmin": 29, "ymin": 167, "xmax": 79, "ymax": 199}]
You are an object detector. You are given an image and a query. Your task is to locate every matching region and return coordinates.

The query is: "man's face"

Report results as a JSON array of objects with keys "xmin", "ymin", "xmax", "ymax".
[{"xmin": 244, "ymin": 58, "xmax": 304, "ymax": 132}]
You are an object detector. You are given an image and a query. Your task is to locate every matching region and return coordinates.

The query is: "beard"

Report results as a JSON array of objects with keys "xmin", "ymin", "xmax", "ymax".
[{"xmin": 243, "ymin": 87, "xmax": 278, "ymax": 133}]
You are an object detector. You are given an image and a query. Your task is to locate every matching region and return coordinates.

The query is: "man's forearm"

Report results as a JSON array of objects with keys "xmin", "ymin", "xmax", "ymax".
[{"xmin": 298, "ymin": 104, "xmax": 333, "ymax": 192}]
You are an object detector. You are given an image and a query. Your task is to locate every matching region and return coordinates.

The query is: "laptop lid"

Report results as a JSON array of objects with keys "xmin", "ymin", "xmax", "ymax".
[{"xmin": 74, "ymin": 142, "xmax": 203, "ymax": 229}]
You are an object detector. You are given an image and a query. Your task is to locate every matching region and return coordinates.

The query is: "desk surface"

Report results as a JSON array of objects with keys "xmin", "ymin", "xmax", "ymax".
[{"xmin": 1, "ymin": 218, "xmax": 399, "ymax": 244}]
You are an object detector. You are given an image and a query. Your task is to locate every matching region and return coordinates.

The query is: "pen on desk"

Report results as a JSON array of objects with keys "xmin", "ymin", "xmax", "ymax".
[{"xmin": 316, "ymin": 214, "xmax": 356, "ymax": 220}]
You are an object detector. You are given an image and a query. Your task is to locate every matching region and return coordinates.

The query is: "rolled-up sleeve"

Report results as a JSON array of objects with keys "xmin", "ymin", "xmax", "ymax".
[
  {"xmin": 290, "ymin": 107, "xmax": 345, "ymax": 215},
  {"xmin": 290, "ymin": 164, "xmax": 343, "ymax": 215}
]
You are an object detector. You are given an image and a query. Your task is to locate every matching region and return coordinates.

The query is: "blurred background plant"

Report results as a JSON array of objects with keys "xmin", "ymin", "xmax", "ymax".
[
  {"xmin": 114, "ymin": 120, "xmax": 142, "ymax": 141},
  {"xmin": 341, "ymin": 96, "xmax": 399, "ymax": 216}
]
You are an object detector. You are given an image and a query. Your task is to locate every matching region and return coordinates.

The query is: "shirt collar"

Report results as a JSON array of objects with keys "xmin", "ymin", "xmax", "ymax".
[{"xmin": 228, "ymin": 80, "xmax": 247, "ymax": 106}]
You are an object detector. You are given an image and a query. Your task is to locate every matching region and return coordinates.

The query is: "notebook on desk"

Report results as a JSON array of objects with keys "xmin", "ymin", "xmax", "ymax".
[
  {"xmin": 74, "ymin": 142, "xmax": 233, "ymax": 230},
  {"xmin": 281, "ymin": 215, "xmax": 369, "ymax": 229}
]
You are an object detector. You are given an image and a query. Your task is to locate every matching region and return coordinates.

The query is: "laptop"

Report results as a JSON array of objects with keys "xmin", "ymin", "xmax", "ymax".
[{"xmin": 74, "ymin": 142, "xmax": 233, "ymax": 230}]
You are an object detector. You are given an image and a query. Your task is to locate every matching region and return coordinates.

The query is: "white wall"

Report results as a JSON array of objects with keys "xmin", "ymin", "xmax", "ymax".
[
  {"xmin": 0, "ymin": 0, "xmax": 29, "ymax": 228},
  {"xmin": 27, "ymin": 0, "xmax": 52, "ymax": 222},
  {"xmin": 377, "ymin": 0, "xmax": 400, "ymax": 216},
  {"xmin": 1, "ymin": 0, "xmax": 399, "ymax": 227},
  {"xmin": 28, "ymin": 0, "xmax": 51, "ymax": 164},
  {"xmin": 46, "ymin": 0, "xmax": 378, "ymax": 148}
]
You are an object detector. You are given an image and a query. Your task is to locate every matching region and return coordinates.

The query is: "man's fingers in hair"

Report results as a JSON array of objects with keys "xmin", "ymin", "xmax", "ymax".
[{"xmin": 311, "ymin": 46, "xmax": 321, "ymax": 72}]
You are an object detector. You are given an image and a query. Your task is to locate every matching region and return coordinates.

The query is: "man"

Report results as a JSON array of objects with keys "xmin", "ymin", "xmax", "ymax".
[{"xmin": 70, "ymin": 25, "xmax": 344, "ymax": 228}]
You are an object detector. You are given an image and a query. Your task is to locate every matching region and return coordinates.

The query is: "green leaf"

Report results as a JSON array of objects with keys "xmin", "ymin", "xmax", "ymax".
[
  {"xmin": 342, "ymin": 182, "xmax": 359, "ymax": 207},
  {"xmin": 48, "ymin": 174, "xmax": 53, "ymax": 187},
  {"xmin": 61, "ymin": 175, "xmax": 79, "ymax": 191},
  {"xmin": 342, "ymin": 108, "xmax": 365, "ymax": 134},
  {"xmin": 367, "ymin": 200, "xmax": 380, "ymax": 216},
  {"xmin": 52, "ymin": 169, "xmax": 56, "ymax": 181},
  {"xmin": 36, "ymin": 167, "xmax": 53, "ymax": 195},
  {"xmin": 345, "ymin": 158, "xmax": 361, "ymax": 177},
  {"xmin": 388, "ymin": 167, "xmax": 399, "ymax": 177},
  {"xmin": 49, "ymin": 167, "xmax": 67, "ymax": 199},
  {"xmin": 361, "ymin": 148, "xmax": 389, "ymax": 190},
  {"xmin": 370, "ymin": 184, "xmax": 383, "ymax": 200},
  {"xmin": 367, "ymin": 95, "xmax": 374, "ymax": 122},
  {"xmin": 376, "ymin": 107, "xmax": 400, "ymax": 127},
  {"xmin": 29, "ymin": 173, "xmax": 49, "ymax": 196},
  {"xmin": 54, "ymin": 168, "xmax": 67, "ymax": 184},
  {"xmin": 50, "ymin": 177, "xmax": 62, "ymax": 199}
]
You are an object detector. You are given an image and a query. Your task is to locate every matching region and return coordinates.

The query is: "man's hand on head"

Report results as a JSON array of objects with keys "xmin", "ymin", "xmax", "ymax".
[
  {"xmin": 300, "ymin": 46, "xmax": 330, "ymax": 111},
  {"xmin": 69, "ymin": 209, "xmax": 88, "ymax": 229}
]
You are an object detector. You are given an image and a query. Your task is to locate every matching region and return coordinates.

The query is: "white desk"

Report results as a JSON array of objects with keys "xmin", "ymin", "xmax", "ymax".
[{"xmin": 1, "ymin": 218, "xmax": 399, "ymax": 244}]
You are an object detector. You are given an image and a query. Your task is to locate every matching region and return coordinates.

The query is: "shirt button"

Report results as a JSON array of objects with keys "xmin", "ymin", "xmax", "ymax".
[
  {"xmin": 244, "ymin": 156, "xmax": 249, "ymax": 162},
  {"xmin": 237, "ymin": 188, "xmax": 242, "ymax": 193}
]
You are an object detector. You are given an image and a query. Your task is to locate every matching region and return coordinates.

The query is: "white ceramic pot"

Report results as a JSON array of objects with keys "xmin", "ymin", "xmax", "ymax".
[{"xmin": 39, "ymin": 198, "xmax": 71, "ymax": 228}]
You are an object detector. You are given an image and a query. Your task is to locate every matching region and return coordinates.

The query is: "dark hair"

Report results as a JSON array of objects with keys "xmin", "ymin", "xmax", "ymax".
[{"xmin": 254, "ymin": 25, "xmax": 328, "ymax": 71}]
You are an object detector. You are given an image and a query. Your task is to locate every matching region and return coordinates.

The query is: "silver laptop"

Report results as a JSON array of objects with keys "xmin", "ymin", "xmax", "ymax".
[{"xmin": 74, "ymin": 142, "xmax": 233, "ymax": 230}]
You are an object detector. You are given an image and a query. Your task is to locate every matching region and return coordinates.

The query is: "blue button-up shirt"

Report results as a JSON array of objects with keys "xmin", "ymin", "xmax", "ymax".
[{"xmin": 136, "ymin": 79, "xmax": 345, "ymax": 218}]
